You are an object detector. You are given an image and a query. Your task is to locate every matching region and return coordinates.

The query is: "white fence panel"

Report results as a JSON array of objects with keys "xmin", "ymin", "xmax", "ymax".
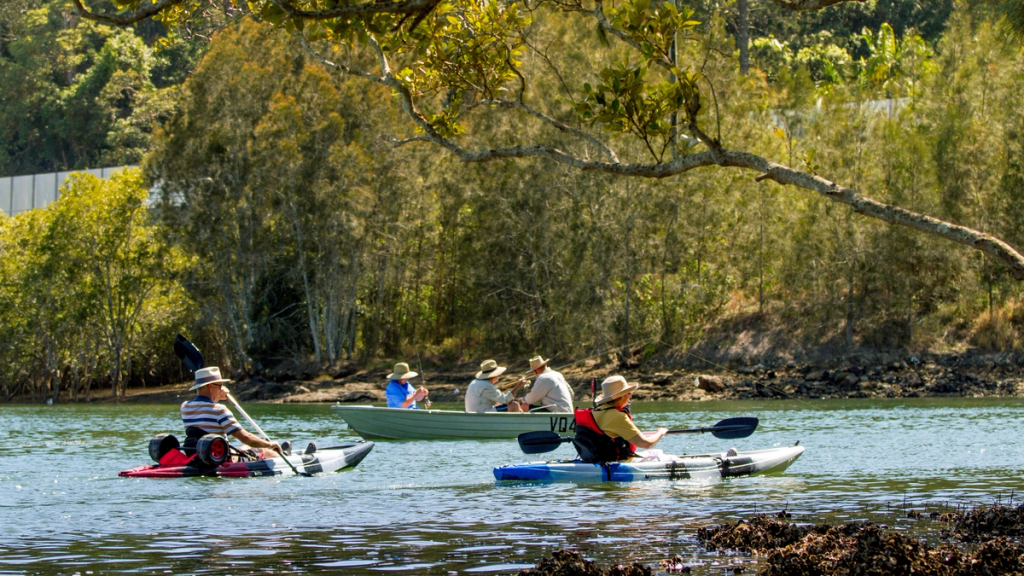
[
  {"xmin": 0, "ymin": 178, "xmax": 10, "ymax": 217},
  {"xmin": 12, "ymin": 175, "xmax": 34, "ymax": 215}
]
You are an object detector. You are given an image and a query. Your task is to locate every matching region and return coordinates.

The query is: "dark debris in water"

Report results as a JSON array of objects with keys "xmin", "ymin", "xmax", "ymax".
[
  {"xmin": 695, "ymin": 514, "xmax": 1024, "ymax": 576},
  {"xmin": 518, "ymin": 549, "xmax": 652, "ymax": 576}
]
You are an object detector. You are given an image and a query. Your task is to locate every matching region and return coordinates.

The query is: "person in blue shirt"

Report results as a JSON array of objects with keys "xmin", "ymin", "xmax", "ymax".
[{"xmin": 385, "ymin": 362, "xmax": 429, "ymax": 409}]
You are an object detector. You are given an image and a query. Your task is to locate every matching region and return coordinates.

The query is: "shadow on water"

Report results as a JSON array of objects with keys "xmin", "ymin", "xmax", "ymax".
[{"xmin": 1, "ymin": 398, "xmax": 1023, "ymax": 574}]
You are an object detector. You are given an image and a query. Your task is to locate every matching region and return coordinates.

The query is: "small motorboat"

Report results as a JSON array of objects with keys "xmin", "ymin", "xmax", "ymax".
[{"xmin": 332, "ymin": 404, "xmax": 576, "ymax": 440}]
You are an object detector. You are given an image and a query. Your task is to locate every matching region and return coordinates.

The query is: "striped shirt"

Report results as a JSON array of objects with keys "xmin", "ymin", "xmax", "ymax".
[{"xmin": 181, "ymin": 395, "xmax": 241, "ymax": 436}]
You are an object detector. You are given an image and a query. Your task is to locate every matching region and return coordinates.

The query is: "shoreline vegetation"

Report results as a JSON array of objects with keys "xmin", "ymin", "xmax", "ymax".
[
  {"xmin": 518, "ymin": 501, "xmax": 1024, "ymax": 575},
  {"xmin": 13, "ymin": 347, "xmax": 1022, "ymax": 405}
]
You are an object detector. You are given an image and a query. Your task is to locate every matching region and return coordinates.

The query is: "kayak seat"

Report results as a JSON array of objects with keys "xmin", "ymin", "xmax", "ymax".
[{"xmin": 180, "ymin": 426, "xmax": 208, "ymax": 456}]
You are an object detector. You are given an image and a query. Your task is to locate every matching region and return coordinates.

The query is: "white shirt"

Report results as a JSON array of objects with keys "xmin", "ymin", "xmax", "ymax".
[
  {"xmin": 522, "ymin": 368, "xmax": 574, "ymax": 412},
  {"xmin": 465, "ymin": 378, "xmax": 513, "ymax": 413}
]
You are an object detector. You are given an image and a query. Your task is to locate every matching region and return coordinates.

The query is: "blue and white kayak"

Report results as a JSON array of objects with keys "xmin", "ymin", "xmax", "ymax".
[{"xmin": 493, "ymin": 443, "xmax": 804, "ymax": 482}]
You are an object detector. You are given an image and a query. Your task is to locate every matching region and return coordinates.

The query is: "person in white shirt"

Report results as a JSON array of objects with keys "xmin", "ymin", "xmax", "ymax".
[
  {"xmin": 464, "ymin": 359, "xmax": 527, "ymax": 413},
  {"xmin": 517, "ymin": 355, "xmax": 574, "ymax": 413}
]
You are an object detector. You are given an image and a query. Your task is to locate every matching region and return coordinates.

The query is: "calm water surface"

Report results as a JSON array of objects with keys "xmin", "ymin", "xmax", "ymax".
[{"xmin": 1, "ymin": 398, "xmax": 1022, "ymax": 575}]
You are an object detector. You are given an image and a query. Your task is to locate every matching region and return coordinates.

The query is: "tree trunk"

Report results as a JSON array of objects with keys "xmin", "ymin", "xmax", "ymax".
[{"xmin": 738, "ymin": 0, "xmax": 750, "ymax": 75}]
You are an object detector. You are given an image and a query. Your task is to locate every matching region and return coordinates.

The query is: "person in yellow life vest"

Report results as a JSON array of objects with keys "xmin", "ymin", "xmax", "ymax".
[{"xmin": 572, "ymin": 376, "xmax": 667, "ymax": 462}]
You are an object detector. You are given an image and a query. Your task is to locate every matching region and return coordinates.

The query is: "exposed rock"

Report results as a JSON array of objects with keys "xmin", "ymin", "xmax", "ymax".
[{"xmin": 695, "ymin": 375, "xmax": 728, "ymax": 393}]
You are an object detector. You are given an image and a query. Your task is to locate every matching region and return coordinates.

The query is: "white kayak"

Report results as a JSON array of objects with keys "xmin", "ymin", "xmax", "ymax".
[
  {"xmin": 493, "ymin": 443, "xmax": 804, "ymax": 482},
  {"xmin": 332, "ymin": 404, "xmax": 576, "ymax": 440}
]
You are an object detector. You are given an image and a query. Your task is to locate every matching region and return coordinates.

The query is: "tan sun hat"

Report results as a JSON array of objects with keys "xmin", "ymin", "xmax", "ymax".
[
  {"xmin": 387, "ymin": 362, "xmax": 418, "ymax": 381},
  {"xmin": 475, "ymin": 359, "xmax": 507, "ymax": 379},
  {"xmin": 529, "ymin": 356, "xmax": 549, "ymax": 371},
  {"xmin": 189, "ymin": 366, "xmax": 232, "ymax": 391},
  {"xmin": 595, "ymin": 375, "xmax": 639, "ymax": 405}
]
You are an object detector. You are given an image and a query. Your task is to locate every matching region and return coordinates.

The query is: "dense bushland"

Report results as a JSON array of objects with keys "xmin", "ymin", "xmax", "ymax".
[{"xmin": 2, "ymin": 2, "xmax": 1024, "ymax": 402}]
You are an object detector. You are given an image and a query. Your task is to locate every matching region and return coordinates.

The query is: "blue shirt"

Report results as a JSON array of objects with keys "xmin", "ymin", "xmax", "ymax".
[{"xmin": 385, "ymin": 380, "xmax": 418, "ymax": 409}]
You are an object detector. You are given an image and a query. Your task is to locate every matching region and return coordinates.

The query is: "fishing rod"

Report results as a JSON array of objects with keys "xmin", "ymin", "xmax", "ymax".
[
  {"xmin": 416, "ymin": 352, "xmax": 431, "ymax": 409},
  {"xmin": 498, "ymin": 336, "xmax": 660, "ymax": 390}
]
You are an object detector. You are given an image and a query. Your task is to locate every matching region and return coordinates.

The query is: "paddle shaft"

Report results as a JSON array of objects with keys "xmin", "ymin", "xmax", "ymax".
[
  {"xmin": 665, "ymin": 425, "xmax": 749, "ymax": 435},
  {"xmin": 517, "ymin": 416, "xmax": 759, "ymax": 454},
  {"xmin": 225, "ymin": 392, "xmax": 309, "ymax": 477}
]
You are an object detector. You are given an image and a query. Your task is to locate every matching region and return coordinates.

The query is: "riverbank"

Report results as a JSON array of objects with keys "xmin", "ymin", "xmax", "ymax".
[{"xmin": 25, "ymin": 347, "xmax": 1022, "ymax": 405}]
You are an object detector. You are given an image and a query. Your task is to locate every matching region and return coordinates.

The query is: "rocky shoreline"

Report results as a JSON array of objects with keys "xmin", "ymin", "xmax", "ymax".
[
  {"xmin": 16, "ymin": 349, "xmax": 1024, "ymax": 404},
  {"xmin": 223, "ymin": 349, "xmax": 1024, "ymax": 405}
]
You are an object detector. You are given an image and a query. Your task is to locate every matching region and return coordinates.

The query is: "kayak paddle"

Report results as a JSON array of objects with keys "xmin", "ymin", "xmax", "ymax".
[
  {"xmin": 517, "ymin": 416, "xmax": 760, "ymax": 454},
  {"xmin": 173, "ymin": 334, "xmax": 311, "ymax": 477}
]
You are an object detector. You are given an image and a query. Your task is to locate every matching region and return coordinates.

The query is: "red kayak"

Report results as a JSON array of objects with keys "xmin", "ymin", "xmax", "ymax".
[{"xmin": 119, "ymin": 433, "xmax": 374, "ymax": 478}]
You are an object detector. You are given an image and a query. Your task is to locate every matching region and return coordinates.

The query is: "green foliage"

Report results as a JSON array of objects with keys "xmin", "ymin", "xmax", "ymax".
[
  {"xmin": 0, "ymin": 0, "xmax": 196, "ymax": 175},
  {"xmin": 0, "ymin": 168, "xmax": 188, "ymax": 400}
]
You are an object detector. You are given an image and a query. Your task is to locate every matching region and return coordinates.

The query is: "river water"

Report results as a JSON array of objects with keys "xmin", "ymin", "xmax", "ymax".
[{"xmin": 1, "ymin": 398, "xmax": 1022, "ymax": 575}]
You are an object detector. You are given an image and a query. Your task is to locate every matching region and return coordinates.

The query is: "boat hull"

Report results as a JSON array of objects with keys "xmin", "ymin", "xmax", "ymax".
[
  {"xmin": 332, "ymin": 404, "xmax": 576, "ymax": 440},
  {"xmin": 493, "ymin": 444, "xmax": 804, "ymax": 482},
  {"xmin": 119, "ymin": 441, "xmax": 374, "ymax": 478}
]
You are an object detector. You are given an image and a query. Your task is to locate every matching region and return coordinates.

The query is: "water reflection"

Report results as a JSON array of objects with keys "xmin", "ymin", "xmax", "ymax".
[{"xmin": 1, "ymin": 399, "xmax": 1023, "ymax": 574}]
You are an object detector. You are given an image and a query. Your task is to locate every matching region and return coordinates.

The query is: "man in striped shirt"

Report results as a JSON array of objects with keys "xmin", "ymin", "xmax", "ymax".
[{"xmin": 181, "ymin": 366, "xmax": 282, "ymax": 457}]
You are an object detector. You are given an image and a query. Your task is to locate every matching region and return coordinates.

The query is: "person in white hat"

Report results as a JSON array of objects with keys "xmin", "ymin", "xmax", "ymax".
[
  {"xmin": 572, "ymin": 375, "xmax": 667, "ymax": 462},
  {"xmin": 180, "ymin": 366, "xmax": 283, "ymax": 457},
  {"xmin": 516, "ymin": 355, "xmax": 574, "ymax": 413},
  {"xmin": 464, "ymin": 359, "xmax": 527, "ymax": 413},
  {"xmin": 385, "ymin": 362, "xmax": 429, "ymax": 409}
]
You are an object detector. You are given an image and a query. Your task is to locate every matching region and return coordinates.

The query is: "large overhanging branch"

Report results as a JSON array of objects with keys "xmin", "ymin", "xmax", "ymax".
[
  {"xmin": 271, "ymin": 0, "xmax": 440, "ymax": 20},
  {"xmin": 72, "ymin": 0, "xmax": 440, "ymax": 26},
  {"xmin": 767, "ymin": 0, "xmax": 867, "ymax": 10},
  {"xmin": 304, "ymin": 34, "xmax": 1024, "ymax": 282},
  {"xmin": 422, "ymin": 135, "xmax": 1024, "ymax": 279},
  {"xmin": 72, "ymin": 0, "xmax": 186, "ymax": 25}
]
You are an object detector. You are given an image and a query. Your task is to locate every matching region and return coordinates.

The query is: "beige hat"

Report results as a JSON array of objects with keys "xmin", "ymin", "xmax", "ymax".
[
  {"xmin": 387, "ymin": 362, "xmax": 418, "ymax": 381},
  {"xmin": 529, "ymin": 356, "xmax": 549, "ymax": 371},
  {"xmin": 189, "ymin": 366, "xmax": 232, "ymax": 391},
  {"xmin": 595, "ymin": 375, "xmax": 639, "ymax": 405},
  {"xmin": 475, "ymin": 359, "xmax": 506, "ymax": 379}
]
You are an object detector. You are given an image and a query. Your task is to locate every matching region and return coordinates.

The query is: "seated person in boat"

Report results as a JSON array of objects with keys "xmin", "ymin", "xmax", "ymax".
[
  {"xmin": 385, "ymin": 362, "xmax": 429, "ymax": 409},
  {"xmin": 573, "ymin": 376, "xmax": 667, "ymax": 463},
  {"xmin": 516, "ymin": 355, "xmax": 574, "ymax": 413},
  {"xmin": 465, "ymin": 359, "xmax": 527, "ymax": 413},
  {"xmin": 180, "ymin": 366, "xmax": 282, "ymax": 458}
]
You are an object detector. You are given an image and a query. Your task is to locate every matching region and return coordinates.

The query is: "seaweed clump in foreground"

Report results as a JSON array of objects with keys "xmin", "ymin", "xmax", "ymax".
[
  {"xmin": 696, "ymin": 513, "xmax": 1024, "ymax": 576},
  {"xmin": 518, "ymin": 549, "xmax": 651, "ymax": 576},
  {"xmin": 941, "ymin": 501, "xmax": 1024, "ymax": 542}
]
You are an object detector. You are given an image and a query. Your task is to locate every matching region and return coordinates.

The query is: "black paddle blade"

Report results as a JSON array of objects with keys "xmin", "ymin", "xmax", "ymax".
[
  {"xmin": 517, "ymin": 431, "xmax": 573, "ymax": 454},
  {"xmin": 708, "ymin": 417, "xmax": 759, "ymax": 439},
  {"xmin": 173, "ymin": 334, "xmax": 205, "ymax": 372}
]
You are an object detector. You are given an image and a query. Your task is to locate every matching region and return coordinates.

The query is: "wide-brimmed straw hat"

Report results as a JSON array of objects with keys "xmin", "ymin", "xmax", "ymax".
[
  {"xmin": 529, "ymin": 356, "xmax": 549, "ymax": 371},
  {"xmin": 189, "ymin": 366, "xmax": 232, "ymax": 391},
  {"xmin": 476, "ymin": 359, "xmax": 506, "ymax": 379},
  {"xmin": 387, "ymin": 362, "xmax": 418, "ymax": 381},
  {"xmin": 595, "ymin": 375, "xmax": 639, "ymax": 405}
]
